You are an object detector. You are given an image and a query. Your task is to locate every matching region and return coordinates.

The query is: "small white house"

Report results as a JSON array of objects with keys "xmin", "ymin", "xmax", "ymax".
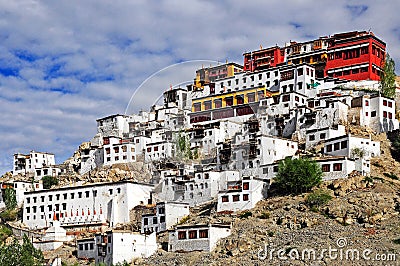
[
  {"xmin": 317, "ymin": 156, "xmax": 368, "ymax": 180},
  {"xmin": 1, "ymin": 180, "xmax": 43, "ymax": 207},
  {"xmin": 168, "ymin": 224, "xmax": 231, "ymax": 252},
  {"xmin": 323, "ymin": 134, "xmax": 380, "ymax": 159},
  {"xmin": 13, "ymin": 151, "xmax": 55, "ymax": 175},
  {"xmin": 141, "ymin": 201, "xmax": 190, "ymax": 234},
  {"xmin": 217, "ymin": 176, "xmax": 268, "ymax": 212},
  {"xmin": 95, "ymin": 231, "xmax": 157, "ymax": 265}
]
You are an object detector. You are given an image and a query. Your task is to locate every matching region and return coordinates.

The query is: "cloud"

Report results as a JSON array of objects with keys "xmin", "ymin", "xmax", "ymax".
[{"xmin": 0, "ymin": 0, "xmax": 399, "ymax": 174}]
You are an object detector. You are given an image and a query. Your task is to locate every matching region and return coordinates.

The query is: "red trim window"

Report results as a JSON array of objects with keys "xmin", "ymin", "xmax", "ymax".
[
  {"xmin": 243, "ymin": 182, "xmax": 249, "ymax": 190},
  {"xmin": 333, "ymin": 163, "xmax": 342, "ymax": 171},
  {"xmin": 322, "ymin": 164, "xmax": 330, "ymax": 172},
  {"xmin": 243, "ymin": 194, "xmax": 249, "ymax": 201},
  {"xmin": 222, "ymin": 196, "xmax": 229, "ymax": 202},
  {"xmin": 233, "ymin": 195, "xmax": 240, "ymax": 202},
  {"xmin": 178, "ymin": 231, "xmax": 186, "ymax": 240},
  {"xmin": 199, "ymin": 229, "xmax": 208, "ymax": 238},
  {"xmin": 188, "ymin": 230, "xmax": 197, "ymax": 239}
]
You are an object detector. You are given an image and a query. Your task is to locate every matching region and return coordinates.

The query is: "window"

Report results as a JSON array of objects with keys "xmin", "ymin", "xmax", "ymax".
[
  {"xmin": 297, "ymin": 68, "xmax": 303, "ymax": 76},
  {"xmin": 204, "ymin": 101, "xmax": 212, "ymax": 110},
  {"xmin": 243, "ymin": 194, "xmax": 249, "ymax": 201},
  {"xmin": 273, "ymin": 166, "xmax": 279, "ymax": 172},
  {"xmin": 371, "ymin": 111, "xmax": 377, "ymax": 117},
  {"xmin": 365, "ymin": 100, "xmax": 369, "ymax": 106},
  {"xmin": 193, "ymin": 102, "xmax": 201, "ymax": 112},
  {"xmin": 341, "ymin": 141, "xmax": 348, "ymax": 149},
  {"xmin": 333, "ymin": 163, "xmax": 342, "ymax": 171},
  {"xmin": 383, "ymin": 111, "xmax": 387, "ymax": 118},
  {"xmin": 326, "ymin": 144, "xmax": 333, "ymax": 152},
  {"xmin": 309, "ymin": 135, "xmax": 315, "ymax": 141},
  {"xmin": 144, "ymin": 218, "xmax": 148, "ymax": 225},
  {"xmin": 222, "ymin": 196, "xmax": 229, "ymax": 202},
  {"xmin": 33, "ymin": 197, "xmax": 37, "ymax": 203},
  {"xmin": 109, "ymin": 189, "xmax": 113, "ymax": 195},
  {"xmin": 63, "ymin": 193, "xmax": 67, "ymax": 200},
  {"xmin": 199, "ymin": 229, "xmax": 208, "ymax": 238},
  {"xmin": 282, "ymin": 95, "xmax": 290, "ymax": 102},
  {"xmin": 233, "ymin": 195, "xmax": 240, "ymax": 202},
  {"xmin": 79, "ymin": 244, "xmax": 83, "ymax": 251},
  {"xmin": 70, "ymin": 193, "xmax": 74, "ymax": 199},
  {"xmin": 320, "ymin": 133, "xmax": 326, "ymax": 139},
  {"xmin": 257, "ymin": 90, "xmax": 265, "ymax": 100},
  {"xmin": 247, "ymin": 93, "xmax": 255, "ymax": 103},
  {"xmin": 236, "ymin": 94, "xmax": 244, "ymax": 105},
  {"xmin": 153, "ymin": 217, "xmax": 157, "ymax": 224},
  {"xmin": 225, "ymin": 97, "xmax": 233, "ymax": 106},
  {"xmin": 178, "ymin": 231, "xmax": 186, "ymax": 240},
  {"xmin": 189, "ymin": 230, "xmax": 197, "ymax": 239},
  {"xmin": 389, "ymin": 113, "xmax": 393, "ymax": 119},
  {"xmin": 78, "ymin": 192, "xmax": 82, "ymax": 198},
  {"xmin": 214, "ymin": 99, "xmax": 222, "ymax": 108},
  {"xmin": 366, "ymin": 112, "xmax": 368, "ymax": 116},
  {"xmin": 334, "ymin": 142, "xmax": 340, "ymax": 151},
  {"xmin": 40, "ymin": 205, "xmax": 44, "ymax": 212},
  {"xmin": 322, "ymin": 164, "xmax": 330, "ymax": 172},
  {"xmin": 388, "ymin": 101, "xmax": 393, "ymax": 108},
  {"xmin": 48, "ymin": 195, "xmax": 53, "ymax": 201},
  {"xmin": 243, "ymin": 182, "xmax": 249, "ymax": 190},
  {"xmin": 41, "ymin": 196, "xmax": 45, "ymax": 202},
  {"xmin": 26, "ymin": 207, "xmax": 30, "ymax": 213},
  {"xmin": 27, "ymin": 197, "xmax": 30, "ymax": 204}
]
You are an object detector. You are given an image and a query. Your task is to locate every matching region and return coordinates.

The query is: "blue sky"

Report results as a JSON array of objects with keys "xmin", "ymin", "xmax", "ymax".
[{"xmin": 0, "ymin": 0, "xmax": 399, "ymax": 174}]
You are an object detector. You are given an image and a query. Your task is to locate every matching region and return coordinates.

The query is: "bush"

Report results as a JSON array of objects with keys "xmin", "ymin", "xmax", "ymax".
[
  {"xmin": 274, "ymin": 157, "xmax": 323, "ymax": 194},
  {"xmin": 383, "ymin": 173, "xmax": 399, "ymax": 180},
  {"xmin": 305, "ymin": 190, "xmax": 332, "ymax": 210},
  {"xmin": 0, "ymin": 234, "xmax": 44, "ymax": 265},
  {"xmin": 177, "ymin": 215, "xmax": 190, "ymax": 225},
  {"xmin": 4, "ymin": 188, "xmax": 17, "ymax": 210},
  {"xmin": 258, "ymin": 212, "xmax": 270, "ymax": 219},
  {"xmin": 393, "ymin": 238, "xmax": 400, "ymax": 245},
  {"xmin": 239, "ymin": 211, "xmax": 252, "ymax": 219},
  {"xmin": 0, "ymin": 225, "xmax": 12, "ymax": 243},
  {"xmin": 42, "ymin": 175, "xmax": 59, "ymax": 189},
  {"xmin": 0, "ymin": 209, "xmax": 18, "ymax": 221},
  {"xmin": 267, "ymin": 231, "xmax": 275, "ymax": 237}
]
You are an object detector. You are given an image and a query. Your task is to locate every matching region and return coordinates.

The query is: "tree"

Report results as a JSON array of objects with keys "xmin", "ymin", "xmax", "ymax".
[
  {"xmin": 0, "ymin": 234, "xmax": 44, "ymax": 266},
  {"xmin": 274, "ymin": 157, "xmax": 323, "ymax": 194},
  {"xmin": 380, "ymin": 53, "xmax": 396, "ymax": 98},
  {"xmin": 42, "ymin": 175, "xmax": 59, "ymax": 189},
  {"xmin": 4, "ymin": 188, "xmax": 17, "ymax": 210}
]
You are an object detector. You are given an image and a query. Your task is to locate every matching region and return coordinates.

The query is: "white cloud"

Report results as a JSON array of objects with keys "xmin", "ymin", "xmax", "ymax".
[{"xmin": 0, "ymin": 0, "xmax": 399, "ymax": 173}]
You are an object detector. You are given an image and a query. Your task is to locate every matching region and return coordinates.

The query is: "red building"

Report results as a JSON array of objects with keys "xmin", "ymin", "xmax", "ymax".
[
  {"xmin": 243, "ymin": 31, "xmax": 386, "ymax": 81},
  {"xmin": 325, "ymin": 31, "xmax": 386, "ymax": 81},
  {"xmin": 243, "ymin": 46, "xmax": 284, "ymax": 72}
]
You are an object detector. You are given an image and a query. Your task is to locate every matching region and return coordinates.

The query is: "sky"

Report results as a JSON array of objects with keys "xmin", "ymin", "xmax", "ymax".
[{"xmin": 0, "ymin": 0, "xmax": 399, "ymax": 174}]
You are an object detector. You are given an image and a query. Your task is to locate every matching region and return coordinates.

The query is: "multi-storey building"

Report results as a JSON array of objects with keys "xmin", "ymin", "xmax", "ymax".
[
  {"xmin": 243, "ymin": 31, "xmax": 386, "ymax": 81},
  {"xmin": 22, "ymin": 181, "xmax": 153, "ymax": 229},
  {"xmin": 13, "ymin": 151, "xmax": 55, "ymax": 175}
]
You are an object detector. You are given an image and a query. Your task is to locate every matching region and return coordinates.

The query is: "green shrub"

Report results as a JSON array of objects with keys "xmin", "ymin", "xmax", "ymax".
[
  {"xmin": 258, "ymin": 212, "xmax": 270, "ymax": 219},
  {"xmin": 274, "ymin": 157, "xmax": 322, "ymax": 194},
  {"xmin": 4, "ymin": 188, "xmax": 16, "ymax": 210},
  {"xmin": 239, "ymin": 211, "xmax": 252, "ymax": 219},
  {"xmin": 0, "ymin": 225, "xmax": 12, "ymax": 243},
  {"xmin": 393, "ymin": 238, "xmax": 400, "ymax": 245},
  {"xmin": 42, "ymin": 175, "xmax": 59, "ymax": 189},
  {"xmin": 383, "ymin": 173, "xmax": 398, "ymax": 180},
  {"xmin": 0, "ymin": 209, "xmax": 18, "ymax": 221},
  {"xmin": 305, "ymin": 190, "xmax": 332, "ymax": 210},
  {"xmin": 177, "ymin": 215, "xmax": 190, "ymax": 225},
  {"xmin": 267, "ymin": 231, "xmax": 275, "ymax": 237}
]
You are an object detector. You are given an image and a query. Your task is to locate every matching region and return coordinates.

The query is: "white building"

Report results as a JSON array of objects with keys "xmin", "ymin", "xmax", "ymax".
[
  {"xmin": 95, "ymin": 231, "xmax": 157, "ymax": 265},
  {"xmin": 305, "ymin": 125, "xmax": 346, "ymax": 150},
  {"xmin": 103, "ymin": 137, "xmax": 137, "ymax": 166},
  {"xmin": 168, "ymin": 224, "xmax": 231, "ymax": 252},
  {"xmin": 22, "ymin": 181, "xmax": 153, "ymax": 229},
  {"xmin": 141, "ymin": 201, "xmax": 190, "ymax": 234},
  {"xmin": 1, "ymin": 180, "xmax": 43, "ymax": 207},
  {"xmin": 97, "ymin": 114, "xmax": 130, "ymax": 138},
  {"xmin": 317, "ymin": 156, "xmax": 369, "ymax": 179},
  {"xmin": 13, "ymin": 151, "xmax": 55, "ymax": 175},
  {"xmin": 34, "ymin": 166, "xmax": 62, "ymax": 180},
  {"xmin": 155, "ymin": 170, "xmax": 239, "ymax": 207},
  {"xmin": 353, "ymin": 95, "xmax": 399, "ymax": 133},
  {"xmin": 217, "ymin": 176, "xmax": 268, "ymax": 212},
  {"xmin": 323, "ymin": 134, "xmax": 380, "ymax": 159}
]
